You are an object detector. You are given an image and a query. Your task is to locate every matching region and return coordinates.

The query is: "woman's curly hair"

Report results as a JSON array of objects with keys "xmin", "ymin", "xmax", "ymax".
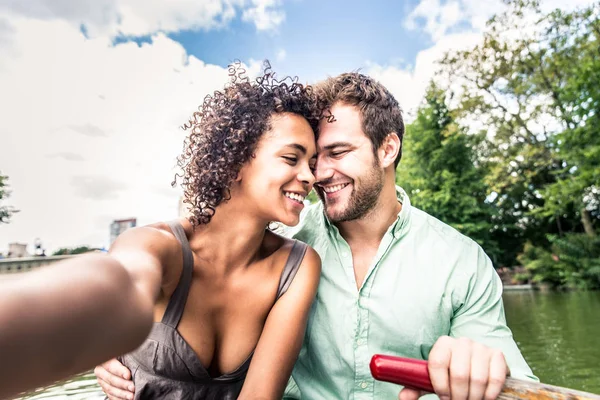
[{"xmin": 173, "ymin": 61, "xmax": 321, "ymax": 227}]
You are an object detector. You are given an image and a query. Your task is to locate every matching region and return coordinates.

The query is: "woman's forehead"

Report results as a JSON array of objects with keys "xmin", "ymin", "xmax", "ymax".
[{"xmin": 264, "ymin": 114, "xmax": 316, "ymax": 149}]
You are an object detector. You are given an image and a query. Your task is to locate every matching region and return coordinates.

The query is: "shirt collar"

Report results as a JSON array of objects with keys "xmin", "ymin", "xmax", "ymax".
[{"xmin": 321, "ymin": 185, "xmax": 412, "ymax": 239}]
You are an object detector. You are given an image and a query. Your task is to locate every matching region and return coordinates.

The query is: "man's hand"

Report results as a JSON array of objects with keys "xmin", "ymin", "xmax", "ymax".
[
  {"xmin": 94, "ymin": 358, "xmax": 135, "ymax": 400},
  {"xmin": 399, "ymin": 336, "xmax": 508, "ymax": 400}
]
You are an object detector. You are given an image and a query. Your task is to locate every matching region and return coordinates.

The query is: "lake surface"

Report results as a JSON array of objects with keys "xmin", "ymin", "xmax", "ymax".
[
  {"xmin": 502, "ymin": 290, "xmax": 600, "ymax": 393},
  {"xmin": 15, "ymin": 290, "xmax": 600, "ymax": 398}
]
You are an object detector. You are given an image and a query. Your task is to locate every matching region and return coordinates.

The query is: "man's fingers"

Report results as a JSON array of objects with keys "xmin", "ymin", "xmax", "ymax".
[
  {"xmin": 94, "ymin": 360, "xmax": 135, "ymax": 400},
  {"xmin": 97, "ymin": 377, "xmax": 134, "ymax": 400},
  {"xmin": 94, "ymin": 365, "xmax": 134, "ymax": 391},
  {"xmin": 94, "ymin": 360, "xmax": 134, "ymax": 390},
  {"xmin": 428, "ymin": 336, "xmax": 452, "ymax": 400},
  {"xmin": 467, "ymin": 343, "xmax": 490, "ymax": 400},
  {"xmin": 398, "ymin": 387, "xmax": 426, "ymax": 400},
  {"xmin": 483, "ymin": 351, "xmax": 507, "ymax": 400},
  {"xmin": 449, "ymin": 337, "xmax": 472, "ymax": 400},
  {"xmin": 103, "ymin": 358, "xmax": 132, "ymax": 380}
]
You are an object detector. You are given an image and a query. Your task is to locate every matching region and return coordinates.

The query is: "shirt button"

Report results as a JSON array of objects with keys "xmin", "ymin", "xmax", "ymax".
[
  {"xmin": 356, "ymin": 338, "xmax": 364, "ymax": 345},
  {"xmin": 360, "ymin": 382, "xmax": 368, "ymax": 389}
]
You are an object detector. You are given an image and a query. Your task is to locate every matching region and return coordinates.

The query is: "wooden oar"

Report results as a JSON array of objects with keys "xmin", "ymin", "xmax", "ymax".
[{"xmin": 370, "ymin": 354, "xmax": 600, "ymax": 400}]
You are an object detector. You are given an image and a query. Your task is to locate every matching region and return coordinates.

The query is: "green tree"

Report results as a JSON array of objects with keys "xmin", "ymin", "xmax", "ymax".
[
  {"xmin": 534, "ymin": 5, "xmax": 600, "ymax": 237},
  {"xmin": 440, "ymin": 0, "xmax": 600, "ymax": 265},
  {"xmin": 518, "ymin": 234, "xmax": 600, "ymax": 289},
  {"xmin": 397, "ymin": 85, "xmax": 501, "ymax": 263},
  {"xmin": 0, "ymin": 172, "xmax": 18, "ymax": 224}
]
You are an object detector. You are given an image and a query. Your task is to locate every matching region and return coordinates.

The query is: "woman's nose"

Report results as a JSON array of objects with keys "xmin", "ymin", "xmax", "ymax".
[{"xmin": 298, "ymin": 165, "xmax": 316, "ymax": 188}]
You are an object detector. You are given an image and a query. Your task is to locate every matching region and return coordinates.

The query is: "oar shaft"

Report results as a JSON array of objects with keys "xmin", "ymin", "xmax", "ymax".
[{"xmin": 370, "ymin": 355, "xmax": 600, "ymax": 400}]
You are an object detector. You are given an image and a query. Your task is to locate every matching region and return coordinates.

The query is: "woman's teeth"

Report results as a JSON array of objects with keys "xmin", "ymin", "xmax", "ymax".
[{"xmin": 284, "ymin": 192, "xmax": 305, "ymax": 203}]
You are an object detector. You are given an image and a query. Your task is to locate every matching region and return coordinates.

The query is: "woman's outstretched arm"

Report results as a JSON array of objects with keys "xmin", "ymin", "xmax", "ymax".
[{"xmin": 0, "ymin": 226, "xmax": 171, "ymax": 399}]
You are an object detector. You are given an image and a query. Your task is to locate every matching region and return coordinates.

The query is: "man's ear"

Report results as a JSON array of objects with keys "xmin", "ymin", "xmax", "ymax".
[{"xmin": 378, "ymin": 132, "xmax": 401, "ymax": 168}]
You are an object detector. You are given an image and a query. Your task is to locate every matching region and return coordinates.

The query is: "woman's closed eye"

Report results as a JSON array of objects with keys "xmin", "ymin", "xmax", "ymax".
[{"xmin": 282, "ymin": 156, "xmax": 298, "ymax": 165}]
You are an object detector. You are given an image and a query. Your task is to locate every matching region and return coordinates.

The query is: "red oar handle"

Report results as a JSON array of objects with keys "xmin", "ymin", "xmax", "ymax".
[
  {"xmin": 370, "ymin": 354, "xmax": 600, "ymax": 400},
  {"xmin": 370, "ymin": 354, "xmax": 434, "ymax": 392}
]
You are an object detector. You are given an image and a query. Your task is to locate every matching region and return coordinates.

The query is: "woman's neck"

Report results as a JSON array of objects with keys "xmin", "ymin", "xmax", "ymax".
[{"xmin": 186, "ymin": 201, "xmax": 268, "ymax": 274}]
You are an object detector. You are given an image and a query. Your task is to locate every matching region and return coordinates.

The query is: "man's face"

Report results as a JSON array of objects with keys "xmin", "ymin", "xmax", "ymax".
[{"xmin": 314, "ymin": 103, "xmax": 384, "ymax": 222}]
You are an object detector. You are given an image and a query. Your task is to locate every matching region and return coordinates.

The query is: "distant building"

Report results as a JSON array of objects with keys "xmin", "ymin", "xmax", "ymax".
[
  {"xmin": 8, "ymin": 242, "xmax": 28, "ymax": 258},
  {"xmin": 109, "ymin": 218, "xmax": 137, "ymax": 245}
]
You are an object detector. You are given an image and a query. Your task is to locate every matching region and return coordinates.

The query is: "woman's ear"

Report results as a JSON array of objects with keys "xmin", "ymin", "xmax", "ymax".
[
  {"xmin": 235, "ymin": 164, "xmax": 245, "ymax": 182},
  {"xmin": 378, "ymin": 132, "xmax": 401, "ymax": 168}
]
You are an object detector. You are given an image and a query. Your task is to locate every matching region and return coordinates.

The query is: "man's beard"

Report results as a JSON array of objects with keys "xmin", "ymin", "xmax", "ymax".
[{"xmin": 322, "ymin": 165, "xmax": 384, "ymax": 223}]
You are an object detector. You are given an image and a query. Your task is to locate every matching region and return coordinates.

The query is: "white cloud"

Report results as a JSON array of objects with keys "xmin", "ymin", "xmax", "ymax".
[
  {"xmin": 276, "ymin": 48, "xmax": 286, "ymax": 62},
  {"xmin": 405, "ymin": 0, "xmax": 504, "ymax": 41},
  {"xmin": 0, "ymin": 0, "xmax": 286, "ymax": 38},
  {"xmin": 406, "ymin": 0, "xmax": 596, "ymax": 41},
  {"xmin": 242, "ymin": 0, "xmax": 285, "ymax": 31},
  {"xmin": 404, "ymin": 0, "xmax": 594, "ymax": 42},
  {"xmin": 367, "ymin": 32, "xmax": 481, "ymax": 119},
  {"xmin": 0, "ymin": 14, "xmax": 239, "ymax": 253}
]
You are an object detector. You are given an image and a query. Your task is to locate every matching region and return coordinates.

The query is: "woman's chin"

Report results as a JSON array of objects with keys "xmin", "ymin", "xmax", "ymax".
[{"xmin": 277, "ymin": 214, "xmax": 300, "ymax": 227}]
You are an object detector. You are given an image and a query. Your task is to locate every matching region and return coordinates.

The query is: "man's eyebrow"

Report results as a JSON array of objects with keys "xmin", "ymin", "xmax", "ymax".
[{"xmin": 322, "ymin": 142, "xmax": 353, "ymax": 151}]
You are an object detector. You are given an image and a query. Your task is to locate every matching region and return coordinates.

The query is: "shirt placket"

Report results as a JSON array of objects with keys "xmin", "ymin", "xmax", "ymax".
[
  {"xmin": 353, "ymin": 285, "xmax": 373, "ymax": 399},
  {"xmin": 352, "ymin": 231, "xmax": 398, "ymax": 399}
]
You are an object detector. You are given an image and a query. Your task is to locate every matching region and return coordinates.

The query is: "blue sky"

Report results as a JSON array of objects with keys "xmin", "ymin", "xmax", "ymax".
[
  {"xmin": 164, "ymin": 0, "xmax": 426, "ymax": 81},
  {"xmin": 0, "ymin": 0, "xmax": 593, "ymax": 253}
]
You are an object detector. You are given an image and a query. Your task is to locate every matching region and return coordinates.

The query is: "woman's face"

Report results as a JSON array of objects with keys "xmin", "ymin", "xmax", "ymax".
[{"xmin": 237, "ymin": 112, "xmax": 317, "ymax": 227}]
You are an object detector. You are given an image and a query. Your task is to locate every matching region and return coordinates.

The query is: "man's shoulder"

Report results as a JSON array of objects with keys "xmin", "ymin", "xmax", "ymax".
[
  {"xmin": 409, "ymin": 206, "xmax": 478, "ymax": 249},
  {"xmin": 407, "ymin": 206, "xmax": 496, "ymax": 292}
]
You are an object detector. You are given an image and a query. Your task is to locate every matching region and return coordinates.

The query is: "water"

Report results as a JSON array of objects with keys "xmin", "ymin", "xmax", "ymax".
[
  {"xmin": 503, "ymin": 290, "xmax": 600, "ymax": 393},
  {"xmin": 15, "ymin": 291, "xmax": 600, "ymax": 398},
  {"xmin": 16, "ymin": 373, "xmax": 103, "ymax": 399}
]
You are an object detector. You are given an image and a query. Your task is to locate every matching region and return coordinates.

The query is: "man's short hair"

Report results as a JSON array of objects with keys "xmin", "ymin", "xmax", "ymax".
[
  {"xmin": 315, "ymin": 72, "xmax": 404, "ymax": 167},
  {"xmin": 315, "ymin": 72, "xmax": 405, "ymax": 167}
]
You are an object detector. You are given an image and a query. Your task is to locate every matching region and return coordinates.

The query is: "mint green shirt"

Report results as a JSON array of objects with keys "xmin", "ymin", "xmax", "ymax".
[{"xmin": 283, "ymin": 187, "xmax": 535, "ymax": 399}]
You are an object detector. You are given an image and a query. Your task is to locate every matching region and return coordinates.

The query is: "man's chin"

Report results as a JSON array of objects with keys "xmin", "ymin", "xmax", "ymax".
[{"xmin": 324, "ymin": 207, "xmax": 346, "ymax": 223}]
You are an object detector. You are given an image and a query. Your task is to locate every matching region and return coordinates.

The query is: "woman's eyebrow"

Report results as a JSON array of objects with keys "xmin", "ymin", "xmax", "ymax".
[{"xmin": 284, "ymin": 143, "xmax": 307, "ymax": 154}]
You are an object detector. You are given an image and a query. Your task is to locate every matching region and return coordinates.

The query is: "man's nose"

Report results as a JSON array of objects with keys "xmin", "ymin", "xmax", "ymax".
[{"xmin": 315, "ymin": 158, "xmax": 334, "ymax": 183}]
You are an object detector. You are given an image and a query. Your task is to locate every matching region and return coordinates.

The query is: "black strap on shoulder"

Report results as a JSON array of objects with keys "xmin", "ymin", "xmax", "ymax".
[
  {"xmin": 161, "ymin": 220, "xmax": 194, "ymax": 328},
  {"xmin": 276, "ymin": 240, "xmax": 309, "ymax": 300}
]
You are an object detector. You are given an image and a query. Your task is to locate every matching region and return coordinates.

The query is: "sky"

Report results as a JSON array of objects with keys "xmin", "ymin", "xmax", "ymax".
[{"xmin": 0, "ymin": 0, "xmax": 595, "ymax": 254}]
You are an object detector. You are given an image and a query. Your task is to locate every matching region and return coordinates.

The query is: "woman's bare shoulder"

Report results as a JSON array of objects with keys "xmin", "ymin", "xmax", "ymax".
[
  {"xmin": 263, "ymin": 231, "xmax": 319, "ymax": 270},
  {"xmin": 263, "ymin": 230, "xmax": 294, "ymax": 256}
]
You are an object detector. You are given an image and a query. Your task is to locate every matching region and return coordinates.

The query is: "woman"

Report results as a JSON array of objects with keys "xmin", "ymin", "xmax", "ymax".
[{"xmin": 0, "ymin": 63, "xmax": 321, "ymax": 400}]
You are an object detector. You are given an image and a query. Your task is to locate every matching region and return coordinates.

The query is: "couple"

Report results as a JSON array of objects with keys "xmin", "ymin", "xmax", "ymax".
[
  {"xmin": 95, "ymin": 65, "xmax": 536, "ymax": 399},
  {"xmin": 0, "ymin": 63, "xmax": 534, "ymax": 400}
]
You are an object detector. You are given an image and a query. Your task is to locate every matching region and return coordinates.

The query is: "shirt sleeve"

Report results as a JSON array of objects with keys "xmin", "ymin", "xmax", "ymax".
[{"xmin": 449, "ymin": 245, "xmax": 538, "ymax": 382}]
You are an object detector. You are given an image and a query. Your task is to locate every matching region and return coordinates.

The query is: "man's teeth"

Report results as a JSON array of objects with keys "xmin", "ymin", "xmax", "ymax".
[
  {"xmin": 323, "ymin": 184, "xmax": 347, "ymax": 193},
  {"xmin": 284, "ymin": 192, "xmax": 305, "ymax": 202}
]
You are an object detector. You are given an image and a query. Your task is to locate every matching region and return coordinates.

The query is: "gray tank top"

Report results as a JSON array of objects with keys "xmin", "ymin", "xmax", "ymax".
[{"xmin": 118, "ymin": 221, "xmax": 308, "ymax": 400}]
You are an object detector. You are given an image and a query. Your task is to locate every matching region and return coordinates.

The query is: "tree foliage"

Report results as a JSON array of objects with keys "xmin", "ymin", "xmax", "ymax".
[
  {"xmin": 0, "ymin": 172, "xmax": 18, "ymax": 224},
  {"xmin": 52, "ymin": 246, "xmax": 96, "ymax": 256},
  {"xmin": 399, "ymin": 0, "xmax": 599, "ymax": 288},
  {"xmin": 397, "ymin": 85, "xmax": 500, "ymax": 262}
]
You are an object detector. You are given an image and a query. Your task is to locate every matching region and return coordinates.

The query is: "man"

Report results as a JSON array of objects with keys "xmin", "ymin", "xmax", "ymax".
[{"xmin": 96, "ymin": 73, "xmax": 536, "ymax": 400}]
